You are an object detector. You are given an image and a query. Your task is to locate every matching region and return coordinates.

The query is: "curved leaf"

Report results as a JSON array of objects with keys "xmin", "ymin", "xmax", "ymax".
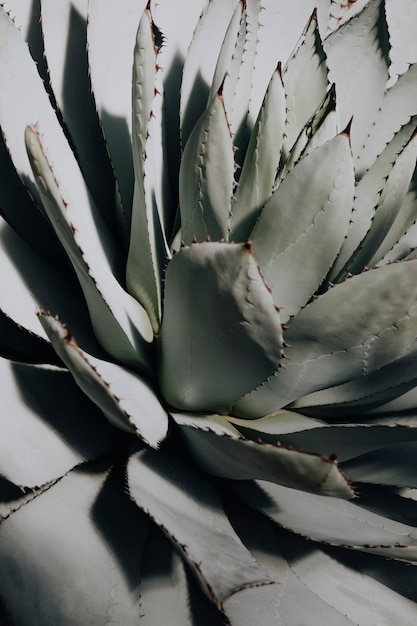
[
  {"xmin": 38, "ymin": 313, "xmax": 168, "ymax": 448},
  {"xmin": 324, "ymin": 0, "xmax": 390, "ymax": 158},
  {"xmin": 127, "ymin": 446, "xmax": 272, "ymax": 609},
  {"xmin": 159, "ymin": 242, "xmax": 283, "ymax": 412},
  {"xmin": 25, "ymin": 125, "xmax": 154, "ymax": 370},
  {"xmin": 282, "ymin": 9, "xmax": 329, "ymax": 157},
  {"xmin": 250, "ymin": 132, "xmax": 354, "ymax": 323},
  {"xmin": 87, "ymin": 0, "xmax": 147, "ymax": 235},
  {"xmin": 232, "ymin": 479, "xmax": 417, "ymax": 562},
  {"xmin": 179, "ymin": 91, "xmax": 234, "ymax": 245},
  {"xmin": 282, "ymin": 534, "xmax": 417, "ymax": 626},
  {"xmin": 341, "ymin": 442, "xmax": 417, "ymax": 487},
  {"xmin": 233, "ymin": 260, "xmax": 417, "ymax": 417},
  {"xmin": 230, "ymin": 64, "xmax": 286, "ymax": 241},
  {"xmin": 126, "ymin": 7, "xmax": 170, "ymax": 333},
  {"xmin": 180, "ymin": 0, "xmax": 239, "ymax": 147},
  {"xmin": 40, "ymin": 0, "xmax": 117, "ymax": 234},
  {"xmin": 172, "ymin": 413, "xmax": 353, "ymax": 498}
]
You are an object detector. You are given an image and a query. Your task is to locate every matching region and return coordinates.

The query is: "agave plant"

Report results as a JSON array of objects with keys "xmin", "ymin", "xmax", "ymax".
[{"xmin": 2, "ymin": 0, "xmax": 417, "ymax": 623}]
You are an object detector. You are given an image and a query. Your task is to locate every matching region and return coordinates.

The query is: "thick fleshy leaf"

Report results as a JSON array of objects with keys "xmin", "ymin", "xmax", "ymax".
[
  {"xmin": 356, "ymin": 63, "xmax": 417, "ymax": 175},
  {"xmin": 180, "ymin": 0, "xmax": 239, "ymax": 147},
  {"xmin": 239, "ymin": 421, "xmax": 417, "ymax": 464},
  {"xmin": 39, "ymin": 313, "xmax": 168, "ymax": 448},
  {"xmin": 230, "ymin": 65, "xmax": 286, "ymax": 241},
  {"xmin": 232, "ymin": 479, "xmax": 417, "ymax": 562},
  {"xmin": 40, "ymin": 0, "xmax": 117, "ymax": 235},
  {"xmin": 250, "ymin": 132, "xmax": 354, "ymax": 323},
  {"xmin": 0, "ymin": 464, "xmax": 151, "ymax": 625},
  {"xmin": 324, "ymin": 0, "xmax": 390, "ymax": 158},
  {"xmin": 25, "ymin": 125, "xmax": 154, "ymax": 370},
  {"xmin": 282, "ymin": 533, "xmax": 417, "ymax": 626},
  {"xmin": 159, "ymin": 241, "xmax": 283, "ymax": 412},
  {"xmin": 209, "ymin": 0, "xmax": 259, "ymax": 158},
  {"xmin": 280, "ymin": 82, "xmax": 338, "ymax": 178},
  {"xmin": 342, "ymin": 442, "xmax": 417, "ymax": 487},
  {"xmin": 348, "ymin": 131, "xmax": 417, "ymax": 274},
  {"xmin": 224, "ymin": 498, "xmax": 365, "ymax": 626},
  {"xmin": 0, "ymin": 358, "xmax": 121, "ymax": 488},
  {"xmin": 233, "ymin": 260, "xmax": 417, "ymax": 417},
  {"xmin": 126, "ymin": 7, "xmax": 169, "ymax": 333},
  {"xmin": 329, "ymin": 119, "xmax": 417, "ymax": 281},
  {"xmin": 87, "ymin": 0, "xmax": 147, "ymax": 235},
  {"xmin": 127, "ymin": 446, "xmax": 272, "ymax": 608},
  {"xmin": 386, "ymin": 0, "xmax": 417, "ymax": 84},
  {"xmin": 282, "ymin": 10, "xmax": 329, "ymax": 157},
  {"xmin": 139, "ymin": 526, "xmax": 227, "ymax": 626},
  {"xmin": 290, "ymin": 354, "xmax": 417, "ymax": 417},
  {"xmin": 172, "ymin": 413, "xmax": 353, "ymax": 498},
  {"xmin": 179, "ymin": 91, "xmax": 234, "ymax": 244}
]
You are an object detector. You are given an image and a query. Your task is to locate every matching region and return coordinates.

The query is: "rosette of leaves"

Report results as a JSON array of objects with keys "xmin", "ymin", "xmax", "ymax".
[{"xmin": 1, "ymin": 0, "xmax": 417, "ymax": 623}]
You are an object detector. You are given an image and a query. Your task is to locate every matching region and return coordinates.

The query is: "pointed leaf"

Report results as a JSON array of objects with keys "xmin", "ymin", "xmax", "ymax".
[
  {"xmin": 172, "ymin": 413, "xmax": 353, "ymax": 498},
  {"xmin": 159, "ymin": 242, "xmax": 283, "ymax": 412},
  {"xmin": 179, "ymin": 92, "xmax": 234, "ymax": 244},
  {"xmin": 230, "ymin": 64, "xmax": 286, "ymax": 241},
  {"xmin": 282, "ymin": 10, "xmax": 328, "ymax": 156},
  {"xmin": 38, "ymin": 313, "xmax": 168, "ymax": 448},
  {"xmin": 127, "ymin": 445, "xmax": 272, "ymax": 609},
  {"xmin": 87, "ymin": 0, "xmax": 147, "ymax": 234},
  {"xmin": 342, "ymin": 442, "xmax": 417, "ymax": 487},
  {"xmin": 209, "ymin": 0, "xmax": 259, "ymax": 158},
  {"xmin": 250, "ymin": 133, "xmax": 354, "ymax": 323},
  {"xmin": 356, "ymin": 63, "xmax": 417, "ymax": 175},
  {"xmin": 386, "ymin": 0, "xmax": 417, "ymax": 85},
  {"xmin": 25, "ymin": 125, "xmax": 154, "ymax": 370},
  {"xmin": 233, "ymin": 260, "xmax": 417, "ymax": 417},
  {"xmin": 40, "ymin": 0, "xmax": 117, "ymax": 234},
  {"xmin": 232, "ymin": 479, "xmax": 417, "ymax": 562},
  {"xmin": 329, "ymin": 119, "xmax": 417, "ymax": 281},
  {"xmin": 126, "ymin": 7, "xmax": 170, "ymax": 333},
  {"xmin": 280, "ymin": 82, "xmax": 338, "ymax": 178},
  {"xmin": 324, "ymin": 0, "xmax": 390, "ymax": 157},
  {"xmin": 180, "ymin": 0, "xmax": 239, "ymax": 147},
  {"xmin": 282, "ymin": 535, "xmax": 417, "ymax": 626}
]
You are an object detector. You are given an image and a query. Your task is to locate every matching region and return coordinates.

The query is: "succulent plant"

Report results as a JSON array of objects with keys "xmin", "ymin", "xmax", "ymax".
[{"xmin": 2, "ymin": 0, "xmax": 417, "ymax": 623}]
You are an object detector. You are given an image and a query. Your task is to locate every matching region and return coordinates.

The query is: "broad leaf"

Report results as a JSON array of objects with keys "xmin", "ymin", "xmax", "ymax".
[{"xmin": 159, "ymin": 242, "xmax": 283, "ymax": 412}]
